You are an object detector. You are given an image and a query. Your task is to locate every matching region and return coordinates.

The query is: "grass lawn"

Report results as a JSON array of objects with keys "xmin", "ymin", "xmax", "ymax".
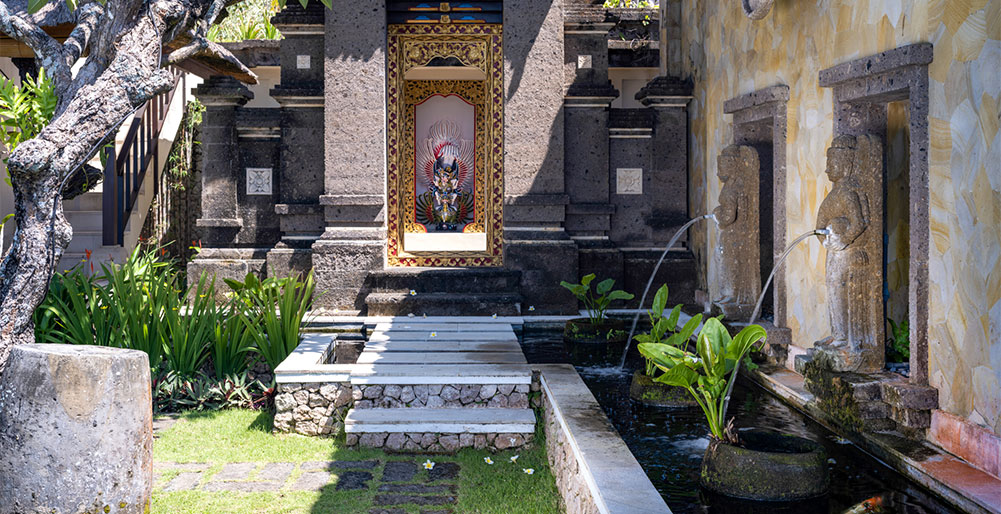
[{"xmin": 153, "ymin": 409, "xmax": 562, "ymax": 514}]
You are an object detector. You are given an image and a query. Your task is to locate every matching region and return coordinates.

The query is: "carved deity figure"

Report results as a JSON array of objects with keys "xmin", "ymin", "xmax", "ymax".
[
  {"xmin": 712, "ymin": 145, "xmax": 761, "ymax": 320},
  {"xmin": 814, "ymin": 134, "xmax": 884, "ymax": 373}
]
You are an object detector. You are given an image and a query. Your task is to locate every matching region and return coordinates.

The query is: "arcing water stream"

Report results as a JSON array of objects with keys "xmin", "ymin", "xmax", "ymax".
[{"xmin": 619, "ymin": 214, "xmax": 717, "ymax": 369}]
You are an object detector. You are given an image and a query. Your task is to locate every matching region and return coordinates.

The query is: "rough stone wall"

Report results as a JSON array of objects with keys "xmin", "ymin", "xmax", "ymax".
[
  {"xmin": 351, "ymin": 384, "xmax": 530, "ymax": 409},
  {"xmin": 541, "ymin": 386, "xmax": 599, "ymax": 514},
  {"xmin": 273, "ymin": 382, "xmax": 352, "ymax": 436},
  {"xmin": 682, "ymin": 0, "xmax": 1001, "ymax": 435},
  {"xmin": 349, "ymin": 431, "xmax": 533, "ymax": 453}
]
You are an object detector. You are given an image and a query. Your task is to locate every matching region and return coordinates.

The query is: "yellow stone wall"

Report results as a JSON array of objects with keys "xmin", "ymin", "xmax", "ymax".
[{"xmin": 681, "ymin": 0, "xmax": 1001, "ymax": 434}]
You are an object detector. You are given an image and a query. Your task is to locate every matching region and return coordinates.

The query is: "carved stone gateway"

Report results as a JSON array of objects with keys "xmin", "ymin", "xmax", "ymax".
[
  {"xmin": 712, "ymin": 145, "xmax": 761, "ymax": 320},
  {"xmin": 814, "ymin": 134, "xmax": 884, "ymax": 373}
]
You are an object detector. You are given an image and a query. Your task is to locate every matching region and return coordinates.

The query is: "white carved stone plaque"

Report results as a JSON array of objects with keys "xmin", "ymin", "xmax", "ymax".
[
  {"xmin": 577, "ymin": 54, "xmax": 592, "ymax": 70},
  {"xmin": 616, "ymin": 168, "xmax": 643, "ymax": 195},
  {"xmin": 246, "ymin": 168, "xmax": 273, "ymax": 196},
  {"xmin": 296, "ymin": 54, "xmax": 311, "ymax": 70}
]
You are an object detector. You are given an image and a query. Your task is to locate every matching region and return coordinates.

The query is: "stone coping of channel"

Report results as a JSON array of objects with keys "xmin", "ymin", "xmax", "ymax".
[
  {"xmin": 749, "ymin": 366, "xmax": 1001, "ymax": 514},
  {"xmin": 536, "ymin": 364, "xmax": 672, "ymax": 514}
]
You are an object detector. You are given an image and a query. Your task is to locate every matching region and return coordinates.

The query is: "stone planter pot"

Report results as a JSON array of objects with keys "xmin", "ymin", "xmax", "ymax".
[
  {"xmin": 628, "ymin": 370, "xmax": 698, "ymax": 407},
  {"xmin": 563, "ymin": 317, "xmax": 627, "ymax": 344},
  {"xmin": 700, "ymin": 429, "xmax": 829, "ymax": 501}
]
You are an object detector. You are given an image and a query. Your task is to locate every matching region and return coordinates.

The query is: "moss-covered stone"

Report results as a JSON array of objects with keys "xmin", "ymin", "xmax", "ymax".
[
  {"xmin": 563, "ymin": 318, "xmax": 628, "ymax": 344},
  {"xmin": 700, "ymin": 430, "xmax": 829, "ymax": 501},
  {"xmin": 628, "ymin": 371, "xmax": 698, "ymax": 407}
]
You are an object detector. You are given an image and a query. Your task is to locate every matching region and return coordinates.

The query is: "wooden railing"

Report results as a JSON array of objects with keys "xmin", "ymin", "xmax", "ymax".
[{"xmin": 102, "ymin": 68, "xmax": 185, "ymax": 246}]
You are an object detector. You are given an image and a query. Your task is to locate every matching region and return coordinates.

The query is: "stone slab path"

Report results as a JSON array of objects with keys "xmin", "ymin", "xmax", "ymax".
[{"xmin": 155, "ymin": 458, "xmax": 460, "ymax": 514}]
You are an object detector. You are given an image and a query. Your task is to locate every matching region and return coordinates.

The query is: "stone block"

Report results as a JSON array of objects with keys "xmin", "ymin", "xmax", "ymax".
[
  {"xmin": 0, "ymin": 345, "xmax": 152, "ymax": 514},
  {"xmin": 880, "ymin": 382, "xmax": 939, "ymax": 411},
  {"xmin": 891, "ymin": 406, "xmax": 932, "ymax": 429}
]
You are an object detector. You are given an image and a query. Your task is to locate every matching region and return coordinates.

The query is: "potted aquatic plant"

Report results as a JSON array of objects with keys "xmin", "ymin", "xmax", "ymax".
[
  {"xmin": 629, "ymin": 285, "xmax": 702, "ymax": 406},
  {"xmin": 560, "ymin": 274, "xmax": 634, "ymax": 343},
  {"xmin": 639, "ymin": 318, "xmax": 829, "ymax": 501}
]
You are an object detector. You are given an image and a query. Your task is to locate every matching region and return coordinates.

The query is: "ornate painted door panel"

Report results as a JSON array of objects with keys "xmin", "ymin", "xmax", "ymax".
[{"xmin": 386, "ymin": 24, "xmax": 503, "ymax": 267}]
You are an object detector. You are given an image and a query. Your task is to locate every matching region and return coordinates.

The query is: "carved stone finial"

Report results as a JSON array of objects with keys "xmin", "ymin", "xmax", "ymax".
[
  {"xmin": 742, "ymin": 0, "xmax": 774, "ymax": 20},
  {"xmin": 712, "ymin": 145, "xmax": 761, "ymax": 320},
  {"xmin": 814, "ymin": 133, "xmax": 884, "ymax": 373}
]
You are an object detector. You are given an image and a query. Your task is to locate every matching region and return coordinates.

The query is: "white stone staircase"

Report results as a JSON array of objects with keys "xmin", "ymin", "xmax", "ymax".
[{"xmin": 343, "ymin": 320, "xmax": 537, "ymax": 452}]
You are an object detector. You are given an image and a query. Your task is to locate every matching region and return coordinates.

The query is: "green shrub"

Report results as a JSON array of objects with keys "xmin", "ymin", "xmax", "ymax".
[
  {"xmin": 228, "ymin": 270, "xmax": 316, "ymax": 373},
  {"xmin": 560, "ymin": 273, "xmax": 634, "ymax": 327},
  {"xmin": 163, "ymin": 273, "xmax": 220, "ymax": 376},
  {"xmin": 633, "ymin": 284, "xmax": 702, "ymax": 377},
  {"xmin": 153, "ymin": 370, "xmax": 267, "ymax": 413}
]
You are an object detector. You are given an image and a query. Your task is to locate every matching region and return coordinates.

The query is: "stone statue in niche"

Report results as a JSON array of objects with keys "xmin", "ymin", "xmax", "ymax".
[
  {"xmin": 814, "ymin": 134, "xmax": 884, "ymax": 373},
  {"xmin": 712, "ymin": 145, "xmax": 761, "ymax": 320}
]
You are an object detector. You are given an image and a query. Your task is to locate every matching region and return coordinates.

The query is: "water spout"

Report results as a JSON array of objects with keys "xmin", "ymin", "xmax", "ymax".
[
  {"xmin": 619, "ymin": 214, "xmax": 717, "ymax": 369},
  {"xmin": 747, "ymin": 228, "xmax": 828, "ymax": 325}
]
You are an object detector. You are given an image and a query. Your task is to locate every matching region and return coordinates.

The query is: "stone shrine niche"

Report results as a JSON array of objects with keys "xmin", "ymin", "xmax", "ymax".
[
  {"xmin": 386, "ymin": 24, "xmax": 504, "ymax": 267},
  {"xmin": 712, "ymin": 145, "xmax": 761, "ymax": 321},
  {"xmin": 814, "ymin": 134, "xmax": 884, "ymax": 373}
]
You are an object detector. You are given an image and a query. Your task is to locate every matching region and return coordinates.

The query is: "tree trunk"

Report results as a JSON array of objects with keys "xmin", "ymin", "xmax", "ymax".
[{"xmin": 0, "ymin": 173, "xmax": 72, "ymax": 375}]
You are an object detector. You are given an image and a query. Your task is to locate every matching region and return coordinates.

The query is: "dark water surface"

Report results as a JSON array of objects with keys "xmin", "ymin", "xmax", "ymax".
[{"xmin": 520, "ymin": 329, "xmax": 958, "ymax": 514}]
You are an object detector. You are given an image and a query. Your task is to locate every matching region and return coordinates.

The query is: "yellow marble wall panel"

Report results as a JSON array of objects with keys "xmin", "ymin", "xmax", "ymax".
[{"xmin": 682, "ymin": 0, "xmax": 1001, "ymax": 434}]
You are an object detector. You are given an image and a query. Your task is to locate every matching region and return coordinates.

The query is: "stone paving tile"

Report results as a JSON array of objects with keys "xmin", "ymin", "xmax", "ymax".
[
  {"xmin": 256, "ymin": 462, "xmax": 295, "ymax": 482},
  {"xmin": 369, "ymin": 510, "xmax": 407, "ymax": 514},
  {"xmin": 421, "ymin": 510, "xmax": 454, "ymax": 514},
  {"xmin": 301, "ymin": 460, "xmax": 379, "ymax": 471},
  {"xmin": 213, "ymin": 462, "xmax": 257, "ymax": 481},
  {"xmin": 426, "ymin": 463, "xmax": 459, "ymax": 482},
  {"xmin": 202, "ymin": 481, "xmax": 282, "ymax": 493},
  {"xmin": 291, "ymin": 471, "xmax": 333, "ymax": 492},
  {"xmin": 381, "ymin": 461, "xmax": 417, "ymax": 482},
  {"xmin": 377, "ymin": 483, "xmax": 456, "ymax": 494},
  {"xmin": 335, "ymin": 471, "xmax": 373, "ymax": 491},
  {"xmin": 373, "ymin": 494, "xmax": 456, "ymax": 506},
  {"xmin": 152, "ymin": 416, "xmax": 181, "ymax": 436},
  {"xmin": 163, "ymin": 472, "xmax": 203, "ymax": 492}
]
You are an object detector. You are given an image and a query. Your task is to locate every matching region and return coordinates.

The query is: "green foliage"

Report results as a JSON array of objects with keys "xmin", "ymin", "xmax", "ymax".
[
  {"xmin": 639, "ymin": 318, "xmax": 767, "ymax": 442},
  {"xmin": 0, "ymin": 68, "xmax": 58, "ymax": 185},
  {"xmin": 560, "ymin": 273, "xmax": 635, "ymax": 327},
  {"xmin": 228, "ymin": 270, "xmax": 316, "ymax": 372},
  {"xmin": 163, "ymin": 273, "xmax": 219, "ymax": 375},
  {"xmin": 208, "ymin": 0, "xmax": 284, "ymax": 42},
  {"xmin": 887, "ymin": 318, "xmax": 910, "ymax": 362},
  {"xmin": 153, "ymin": 370, "xmax": 267, "ymax": 413},
  {"xmin": 633, "ymin": 284, "xmax": 703, "ymax": 377}
]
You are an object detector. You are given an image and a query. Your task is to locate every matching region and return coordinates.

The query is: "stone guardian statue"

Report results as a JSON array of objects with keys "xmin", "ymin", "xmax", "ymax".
[
  {"xmin": 814, "ymin": 134, "xmax": 884, "ymax": 373},
  {"xmin": 712, "ymin": 145, "xmax": 761, "ymax": 320}
]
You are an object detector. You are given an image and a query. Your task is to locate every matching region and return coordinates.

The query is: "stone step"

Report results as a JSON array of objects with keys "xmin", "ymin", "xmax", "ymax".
[
  {"xmin": 367, "ymin": 330, "xmax": 518, "ymax": 343},
  {"xmin": 349, "ymin": 364, "xmax": 532, "ymax": 385},
  {"xmin": 344, "ymin": 408, "xmax": 535, "ymax": 434},
  {"xmin": 356, "ymin": 351, "xmax": 527, "ymax": 365},
  {"xmin": 373, "ymin": 322, "xmax": 514, "ymax": 332},
  {"xmin": 363, "ymin": 340, "xmax": 524, "ymax": 353},
  {"xmin": 366, "ymin": 268, "xmax": 522, "ymax": 294},
  {"xmin": 365, "ymin": 292, "xmax": 522, "ymax": 317}
]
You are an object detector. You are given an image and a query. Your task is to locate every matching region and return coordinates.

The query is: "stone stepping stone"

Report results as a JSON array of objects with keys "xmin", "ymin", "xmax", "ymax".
[
  {"xmin": 202, "ymin": 481, "xmax": 281, "ymax": 493},
  {"xmin": 335, "ymin": 471, "xmax": 373, "ymax": 491},
  {"xmin": 301, "ymin": 460, "xmax": 380, "ymax": 471},
  {"xmin": 356, "ymin": 352, "xmax": 527, "ymax": 365},
  {"xmin": 378, "ymin": 484, "xmax": 456, "ymax": 494},
  {"xmin": 374, "ymin": 322, "xmax": 513, "ymax": 332},
  {"xmin": 381, "ymin": 461, "xmax": 417, "ymax": 482},
  {"xmin": 213, "ymin": 462, "xmax": 256, "ymax": 481},
  {"xmin": 369, "ymin": 509, "xmax": 407, "ymax": 514},
  {"xmin": 291, "ymin": 471, "xmax": 332, "ymax": 492},
  {"xmin": 373, "ymin": 494, "xmax": 456, "ymax": 506},
  {"xmin": 256, "ymin": 462, "xmax": 294, "ymax": 482},
  {"xmin": 421, "ymin": 510, "xmax": 454, "ymax": 514},
  {"xmin": 426, "ymin": 462, "xmax": 460, "ymax": 482},
  {"xmin": 368, "ymin": 332, "xmax": 517, "ymax": 343},
  {"xmin": 163, "ymin": 472, "xmax": 203, "ymax": 492},
  {"xmin": 363, "ymin": 340, "xmax": 523, "ymax": 353}
]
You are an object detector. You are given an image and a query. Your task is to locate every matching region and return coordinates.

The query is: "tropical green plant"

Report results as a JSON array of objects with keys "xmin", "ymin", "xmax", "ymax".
[
  {"xmin": 603, "ymin": 0, "xmax": 656, "ymax": 7},
  {"xmin": 208, "ymin": 0, "xmax": 284, "ymax": 42},
  {"xmin": 633, "ymin": 284, "xmax": 703, "ymax": 377},
  {"xmin": 211, "ymin": 312, "xmax": 256, "ymax": 378},
  {"xmin": 33, "ymin": 265, "xmax": 108, "ymax": 346},
  {"xmin": 0, "ymin": 68, "xmax": 58, "ymax": 156},
  {"xmin": 887, "ymin": 318, "xmax": 910, "ymax": 362},
  {"xmin": 639, "ymin": 318, "xmax": 767, "ymax": 443},
  {"xmin": 228, "ymin": 269, "xmax": 316, "ymax": 373},
  {"xmin": 560, "ymin": 273, "xmax": 635, "ymax": 327},
  {"xmin": 163, "ymin": 273, "xmax": 220, "ymax": 375},
  {"xmin": 153, "ymin": 370, "xmax": 267, "ymax": 413}
]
